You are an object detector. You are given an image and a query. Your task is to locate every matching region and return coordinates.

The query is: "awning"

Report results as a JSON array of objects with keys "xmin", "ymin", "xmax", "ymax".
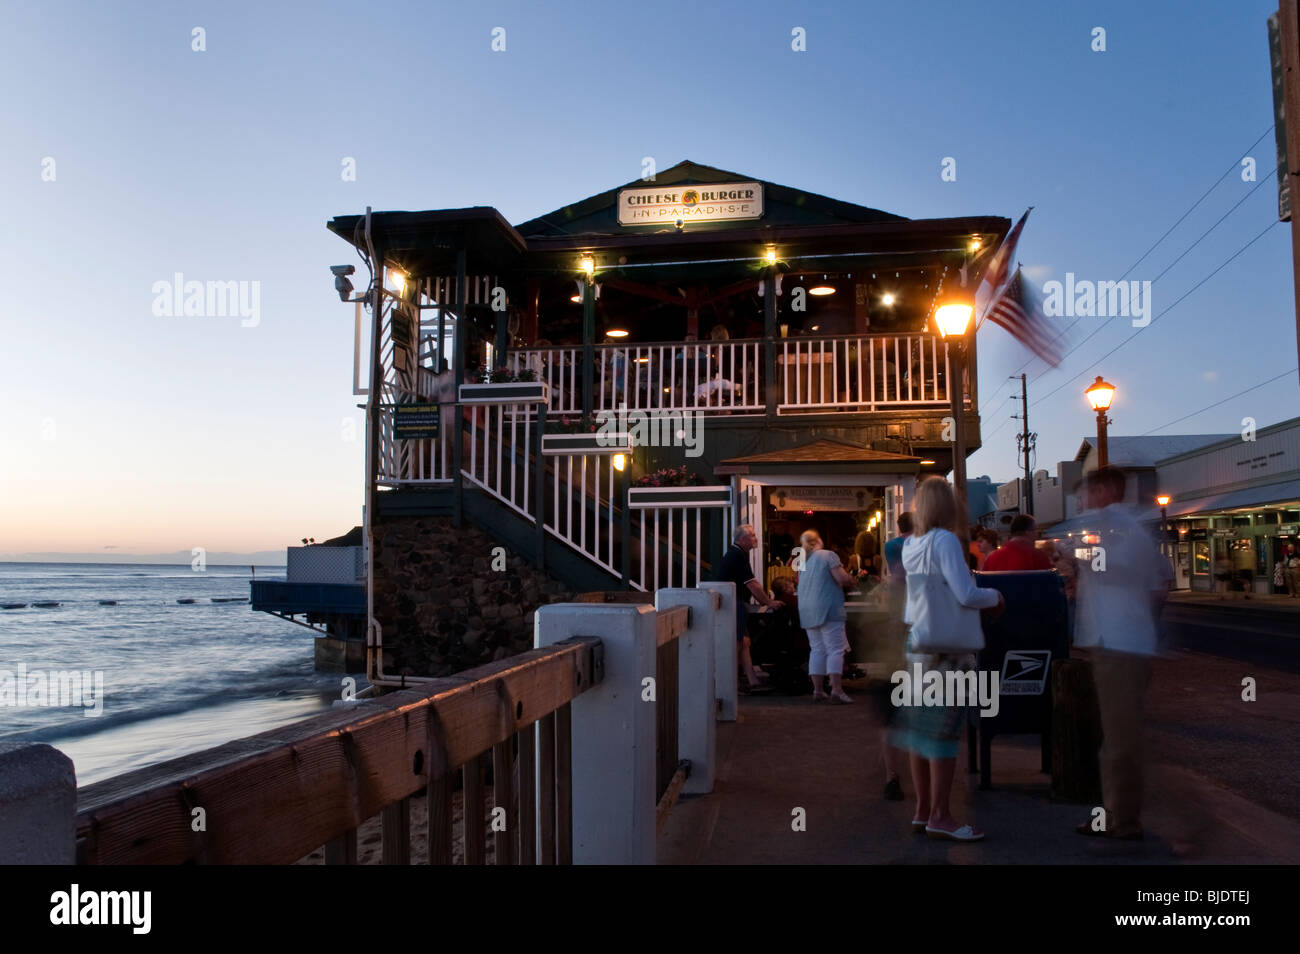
[
  {"xmin": 1162, "ymin": 478, "xmax": 1300, "ymax": 517},
  {"xmin": 1042, "ymin": 505, "xmax": 1163, "ymax": 538}
]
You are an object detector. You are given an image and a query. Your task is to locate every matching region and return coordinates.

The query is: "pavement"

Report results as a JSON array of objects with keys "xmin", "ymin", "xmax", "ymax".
[
  {"xmin": 1167, "ymin": 590, "xmax": 1300, "ymax": 613},
  {"xmin": 657, "ymin": 662, "xmax": 1300, "ymax": 865}
]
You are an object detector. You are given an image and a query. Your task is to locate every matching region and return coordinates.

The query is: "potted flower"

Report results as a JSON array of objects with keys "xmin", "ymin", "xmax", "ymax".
[
  {"xmin": 459, "ymin": 365, "xmax": 549, "ymax": 405},
  {"xmin": 628, "ymin": 467, "xmax": 731, "ymax": 509},
  {"xmin": 542, "ymin": 415, "xmax": 633, "ymax": 456}
]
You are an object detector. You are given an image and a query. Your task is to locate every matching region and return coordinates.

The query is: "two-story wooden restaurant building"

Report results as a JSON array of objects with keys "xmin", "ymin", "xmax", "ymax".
[{"xmin": 320, "ymin": 161, "xmax": 1008, "ymax": 678}]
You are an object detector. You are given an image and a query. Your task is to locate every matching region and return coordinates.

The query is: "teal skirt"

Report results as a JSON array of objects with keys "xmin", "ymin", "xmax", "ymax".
[{"xmin": 887, "ymin": 645, "xmax": 976, "ymax": 761}]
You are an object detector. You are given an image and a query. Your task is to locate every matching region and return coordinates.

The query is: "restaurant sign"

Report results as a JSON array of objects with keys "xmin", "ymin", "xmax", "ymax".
[
  {"xmin": 394, "ymin": 404, "xmax": 440, "ymax": 440},
  {"xmin": 617, "ymin": 182, "xmax": 763, "ymax": 226},
  {"xmin": 770, "ymin": 486, "xmax": 876, "ymax": 512}
]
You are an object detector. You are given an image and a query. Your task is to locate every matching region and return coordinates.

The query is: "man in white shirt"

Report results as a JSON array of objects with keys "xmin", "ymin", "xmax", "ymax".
[{"xmin": 1073, "ymin": 466, "xmax": 1173, "ymax": 840}]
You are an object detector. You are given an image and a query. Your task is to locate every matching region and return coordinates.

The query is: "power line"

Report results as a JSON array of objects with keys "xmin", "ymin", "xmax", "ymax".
[
  {"xmin": 1031, "ymin": 219, "xmax": 1283, "ymax": 407},
  {"xmin": 1140, "ymin": 367, "xmax": 1298, "ymax": 435},
  {"xmin": 1028, "ymin": 165, "xmax": 1277, "ymax": 388},
  {"xmin": 982, "ymin": 123, "xmax": 1276, "ymax": 396}
]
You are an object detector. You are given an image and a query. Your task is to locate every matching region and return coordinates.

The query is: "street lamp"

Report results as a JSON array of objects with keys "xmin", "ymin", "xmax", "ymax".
[
  {"xmin": 1156, "ymin": 494, "xmax": 1171, "ymax": 563},
  {"xmin": 934, "ymin": 293, "xmax": 975, "ymax": 522},
  {"xmin": 1085, "ymin": 375, "xmax": 1116, "ymax": 467}
]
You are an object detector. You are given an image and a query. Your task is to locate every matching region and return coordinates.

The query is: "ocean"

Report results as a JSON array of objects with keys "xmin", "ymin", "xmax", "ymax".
[{"xmin": 0, "ymin": 562, "xmax": 353, "ymax": 787}]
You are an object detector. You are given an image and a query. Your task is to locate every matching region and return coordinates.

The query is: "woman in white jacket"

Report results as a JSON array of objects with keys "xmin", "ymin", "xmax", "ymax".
[{"xmin": 896, "ymin": 477, "xmax": 1004, "ymax": 842}]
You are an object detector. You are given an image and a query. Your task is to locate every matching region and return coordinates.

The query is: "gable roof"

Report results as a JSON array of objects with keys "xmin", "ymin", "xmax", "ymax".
[
  {"xmin": 514, "ymin": 160, "xmax": 907, "ymax": 239},
  {"xmin": 1074, "ymin": 434, "xmax": 1235, "ymax": 468}
]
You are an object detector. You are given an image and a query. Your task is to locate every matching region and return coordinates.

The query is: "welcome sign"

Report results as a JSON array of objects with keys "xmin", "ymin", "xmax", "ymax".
[{"xmin": 617, "ymin": 182, "xmax": 763, "ymax": 225}]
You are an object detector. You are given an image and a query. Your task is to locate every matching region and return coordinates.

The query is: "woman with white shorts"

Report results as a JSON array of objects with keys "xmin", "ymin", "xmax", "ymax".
[{"xmin": 796, "ymin": 531, "xmax": 858, "ymax": 703}]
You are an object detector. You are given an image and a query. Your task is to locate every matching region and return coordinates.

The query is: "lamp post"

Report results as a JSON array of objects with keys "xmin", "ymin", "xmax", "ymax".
[
  {"xmin": 1085, "ymin": 375, "xmax": 1116, "ymax": 468},
  {"xmin": 1156, "ymin": 494, "xmax": 1171, "ymax": 564},
  {"xmin": 935, "ymin": 293, "xmax": 975, "ymax": 523}
]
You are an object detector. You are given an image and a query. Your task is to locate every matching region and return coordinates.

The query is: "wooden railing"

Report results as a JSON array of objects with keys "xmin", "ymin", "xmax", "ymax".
[
  {"xmin": 376, "ymin": 403, "xmax": 453, "ymax": 485},
  {"xmin": 506, "ymin": 333, "xmax": 963, "ymax": 416},
  {"xmin": 73, "ymin": 590, "xmax": 722, "ymax": 865},
  {"xmin": 76, "ymin": 638, "xmax": 600, "ymax": 865},
  {"xmin": 546, "ymin": 449, "xmax": 621, "ymax": 578},
  {"xmin": 777, "ymin": 333, "xmax": 951, "ymax": 412},
  {"xmin": 463, "ymin": 404, "xmax": 535, "ymax": 517}
]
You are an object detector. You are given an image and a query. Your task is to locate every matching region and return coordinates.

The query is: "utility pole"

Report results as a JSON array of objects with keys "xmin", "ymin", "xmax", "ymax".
[
  {"xmin": 1276, "ymin": 1, "xmax": 1300, "ymax": 387},
  {"xmin": 1020, "ymin": 373, "xmax": 1034, "ymax": 517}
]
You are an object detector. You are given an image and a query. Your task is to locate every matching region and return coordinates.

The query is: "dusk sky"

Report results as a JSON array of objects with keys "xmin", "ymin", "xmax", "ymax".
[{"xmin": 2, "ymin": 0, "xmax": 1297, "ymax": 556}]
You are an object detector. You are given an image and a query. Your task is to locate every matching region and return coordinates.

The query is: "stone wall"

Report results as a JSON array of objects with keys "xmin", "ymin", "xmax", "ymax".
[{"xmin": 371, "ymin": 516, "xmax": 573, "ymax": 677}]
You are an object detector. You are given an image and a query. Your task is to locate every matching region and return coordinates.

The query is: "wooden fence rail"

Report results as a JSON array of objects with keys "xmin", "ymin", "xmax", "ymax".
[
  {"xmin": 68, "ymin": 587, "xmax": 729, "ymax": 866},
  {"xmin": 75, "ymin": 638, "xmax": 600, "ymax": 865}
]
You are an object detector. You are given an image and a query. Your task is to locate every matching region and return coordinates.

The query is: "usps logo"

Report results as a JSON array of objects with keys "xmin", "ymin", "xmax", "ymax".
[{"xmin": 1000, "ymin": 650, "xmax": 1052, "ymax": 695}]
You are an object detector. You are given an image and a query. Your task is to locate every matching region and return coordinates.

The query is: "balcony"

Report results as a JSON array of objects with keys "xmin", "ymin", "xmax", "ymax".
[
  {"xmin": 505, "ymin": 332, "xmax": 967, "ymax": 417},
  {"xmin": 249, "ymin": 546, "xmax": 366, "ymax": 619}
]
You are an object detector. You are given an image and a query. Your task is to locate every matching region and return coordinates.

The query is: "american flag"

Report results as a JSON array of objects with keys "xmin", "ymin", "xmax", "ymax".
[
  {"xmin": 984, "ymin": 266, "xmax": 1062, "ymax": 367},
  {"xmin": 978, "ymin": 208, "xmax": 1029, "ymax": 301}
]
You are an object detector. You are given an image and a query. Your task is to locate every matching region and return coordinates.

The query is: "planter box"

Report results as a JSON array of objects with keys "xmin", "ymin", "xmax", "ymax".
[
  {"xmin": 458, "ymin": 381, "xmax": 549, "ymax": 405},
  {"xmin": 542, "ymin": 433, "xmax": 633, "ymax": 456},
  {"xmin": 627, "ymin": 485, "xmax": 732, "ymax": 509}
]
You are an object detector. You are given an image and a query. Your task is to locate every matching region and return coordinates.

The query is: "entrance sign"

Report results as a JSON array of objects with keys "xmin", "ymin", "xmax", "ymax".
[
  {"xmin": 769, "ymin": 486, "xmax": 875, "ymax": 512},
  {"xmin": 617, "ymin": 182, "xmax": 763, "ymax": 226},
  {"xmin": 394, "ymin": 404, "xmax": 440, "ymax": 440}
]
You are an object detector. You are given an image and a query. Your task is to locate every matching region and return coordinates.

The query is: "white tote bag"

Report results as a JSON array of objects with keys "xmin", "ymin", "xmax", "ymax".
[{"xmin": 906, "ymin": 532, "xmax": 984, "ymax": 654}]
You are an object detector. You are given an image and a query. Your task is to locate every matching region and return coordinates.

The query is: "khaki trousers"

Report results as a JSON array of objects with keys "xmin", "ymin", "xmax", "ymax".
[{"xmin": 1091, "ymin": 650, "xmax": 1153, "ymax": 838}]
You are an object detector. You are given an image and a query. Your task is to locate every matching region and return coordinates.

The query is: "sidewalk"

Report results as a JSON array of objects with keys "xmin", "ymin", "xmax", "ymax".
[
  {"xmin": 657, "ymin": 676, "xmax": 1300, "ymax": 865},
  {"xmin": 1168, "ymin": 590, "xmax": 1300, "ymax": 612}
]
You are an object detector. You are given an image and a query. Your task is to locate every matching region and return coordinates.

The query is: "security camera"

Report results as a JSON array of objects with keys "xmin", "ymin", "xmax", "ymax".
[{"xmin": 331, "ymin": 264, "xmax": 355, "ymax": 301}]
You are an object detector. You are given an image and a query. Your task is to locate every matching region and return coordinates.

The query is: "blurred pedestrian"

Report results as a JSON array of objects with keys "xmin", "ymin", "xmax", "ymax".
[
  {"xmin": 898, "ymin": 478, "xmax": 1004, "ymax": 842},
  {"xmin": 877, "ymin": 512, "xmax": 914, "ymax": 800},
  {"xmin": 1286, "ymin": 547, "xmax": 1300, "ymax": 598},
  {"xmin": 797, "ymin": 530, "xmax": 858, "ymax": 703},
  {"xmin": 1073, "ymin": 466, "xmax": 1173, "ymax": 841}
]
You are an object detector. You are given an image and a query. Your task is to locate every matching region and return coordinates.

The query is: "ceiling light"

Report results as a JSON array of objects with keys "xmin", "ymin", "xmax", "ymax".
[
  {"xmin": 881, "ymin": 293, "xmax": 896, "ymax": 306},
  {"xmin": 809, "ymin": 285, "xmax": 835, "ymax": 296}
]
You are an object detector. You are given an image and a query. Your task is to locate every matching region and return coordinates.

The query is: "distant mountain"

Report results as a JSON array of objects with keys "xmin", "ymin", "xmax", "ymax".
[{"xmin": 0, "ymin": 550, "xmax": 288, "ymax": 566}]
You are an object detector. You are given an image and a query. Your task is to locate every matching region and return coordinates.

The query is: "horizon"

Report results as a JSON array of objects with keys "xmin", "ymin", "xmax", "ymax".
[{"xmin": 4, "ymin": 0, "xmax": 1299, "ymax": 552}]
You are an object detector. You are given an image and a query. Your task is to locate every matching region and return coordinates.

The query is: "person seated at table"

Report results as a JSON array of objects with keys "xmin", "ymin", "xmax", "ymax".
[
  {"xmin": 757, "ymin": 577, "xmax": 811, "ymax": 695},
  {"xmin": 981, "ymin": 515, "xmax": 1054, "ymax": 571}
]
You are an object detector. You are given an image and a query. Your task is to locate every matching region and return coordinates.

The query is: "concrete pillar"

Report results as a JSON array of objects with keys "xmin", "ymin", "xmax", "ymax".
[
  {"xmin": 0, "ymin": 742, "xmax": 76, "ymax": 864},
  {"xmin": 698, "ymin": 581, "xmax": 738, "ymax": 721},
  {"xmin": 655, "ymin": 588, "xmax": 717, "ymax": 794},
  {"xmin": 536, "ymin": 602, "xmax": 657, "ymax": 864}
]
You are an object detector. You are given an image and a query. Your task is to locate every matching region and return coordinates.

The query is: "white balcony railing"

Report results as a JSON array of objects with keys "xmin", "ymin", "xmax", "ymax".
[
  {"xmin": 506, "ymin": 333, "xmax": 958, "ymax": 416},
  {"xmin": 778, "ymin": 333, "xmax": 952, "ymax": 412}
]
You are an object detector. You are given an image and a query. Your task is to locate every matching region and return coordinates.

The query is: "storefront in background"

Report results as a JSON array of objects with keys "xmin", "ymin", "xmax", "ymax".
[{"xmin": 1155, "ymin": 417, "xmax": 1300, "ymax": 594}]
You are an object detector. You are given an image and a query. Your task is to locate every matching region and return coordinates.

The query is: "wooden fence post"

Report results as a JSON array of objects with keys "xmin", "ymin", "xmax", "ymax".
[
  {"xmin": 697, "ymin": 581, "xmax": 738, "ymax": 722},
  {"xmin": 654, "ymin": 588, "xmax": 717, "ymax": 794},
  {"xmin": 535, "ymin": 602, "xmax": 657, "ymax": 864},
  {"xmin": 0, "ymin": 743, "xmax": 75, "ymax": 864}
]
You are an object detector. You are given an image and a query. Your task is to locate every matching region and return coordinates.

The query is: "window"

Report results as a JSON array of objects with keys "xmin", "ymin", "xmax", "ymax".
[{"xmin": 1193, "ymin": 541, "xmax": 1210, "ymax": 575}]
